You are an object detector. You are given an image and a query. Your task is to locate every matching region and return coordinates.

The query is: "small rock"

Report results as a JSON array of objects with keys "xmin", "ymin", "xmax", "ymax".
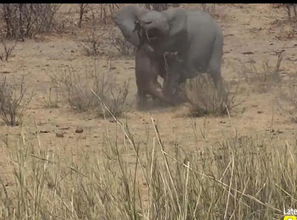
[
  {"xmin": 40, "ymin": 130, "xmax": 50, "ymax": 134},
  {"xmin": 242, "ymin": 51, "xmax": 254, "ymax": 55},
  {"xmin": 60, "ymin": 127, "xmax": 70, "ymax": 130},
  {"xmin": 257, "ymin": 110, "xmax": 263, "ymax": 114},
  {"xmin": 56, "ymin": 132, "xmax": 64, "ymax": 138},
  {"xmin": 0, "ymin": 70, "xmax": 11, "ymax": 74},
  {"xmin": 75, "ymin": 127, "xmax": 84, "ymax": 133}
]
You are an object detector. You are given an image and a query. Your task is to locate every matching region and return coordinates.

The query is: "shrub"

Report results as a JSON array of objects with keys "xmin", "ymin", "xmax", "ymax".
[
  {"xmin": 0, "ymin": 76, "xmax": 32, "ymax": 126},
  {"xmin": 185, "ymin": 74, "xmax": 238, "ymax": 117},
  {"xmin": 0, "ymin": 39, "xmax": 16, "ymax": 62},
  {"xmin": 0, "ymin": 4, "xmax": 60, "ymax": 39},
  {"xmin": 50, "ymin": 64, "xmax": 130, "ymax": 117}
]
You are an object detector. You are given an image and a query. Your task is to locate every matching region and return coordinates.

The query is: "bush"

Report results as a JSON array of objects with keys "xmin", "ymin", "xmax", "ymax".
[
  {"xmin": 108, "ymin": 30, "xmax": 135, "ymax": 57},
  {"xmin": 0, "ymin": 4, "xmax": 60, "ymax": 39},
  {"xmin": 238, "ymin": 51, "xmax": 284, "ymax": 93},
  {"xmin": 0, "ymin": 76, "xmax": 32, "ymax": 126},
  {"xmin": 0, "ymin": 39, "xmax": 16, "ymax": 62},
  {"xmin": 277, "ymin": 79, "xmax": 297, "ymax": 123},
  {"xmin": 144, "ymin": 4, "xmax": 169, "ymax": 11},
  {"xmin": 283, "ymin": 4, "xmax": 297, "ymax": 20},
  {"xmin": 50, "ymin": 64, "xmax": 130, "ymax": 117},
  {"xmin": 185, "ymin": 74, "xmax": 238, "ymax": 117},
  {"xmin": 79, "ymin": 28, "xmax": 104, "ymax": 57}
]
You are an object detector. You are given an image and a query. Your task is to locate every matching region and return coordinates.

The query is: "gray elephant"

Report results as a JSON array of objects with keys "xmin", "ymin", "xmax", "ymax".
[
  {"xmin": 134, "ymin": 46, "xmax": 175, "ymax": 107},
  {"xmin": 114, "ymin": 6, "xmax": 176, "ymax": 107},
  {"xmin": 114, "ymin": 5, "xmax": 224, "ymax": 104}
]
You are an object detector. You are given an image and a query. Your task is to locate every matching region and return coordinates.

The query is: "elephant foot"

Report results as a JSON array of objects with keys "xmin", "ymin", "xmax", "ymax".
[
  {"xmin": 162, "ymin": 87, "xmax": 188, "ymax": 106},
  {"xmin": 136, "ymin": 93, "xmax": 148, "ymax": 110}
]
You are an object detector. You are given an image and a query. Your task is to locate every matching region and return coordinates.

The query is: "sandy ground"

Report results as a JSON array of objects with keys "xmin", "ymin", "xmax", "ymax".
[{"xmin": 0, "ymin": 4, "xmax": 297, "ymax": 186}]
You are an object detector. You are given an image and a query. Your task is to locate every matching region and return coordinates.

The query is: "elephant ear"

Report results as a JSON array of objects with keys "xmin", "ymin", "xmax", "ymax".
[
  {"xmin": 114, "ymin": 6, "xmax": 149, "ymax": 47},
  {"xmin": 163, "ymin": 8, "xmax": 187, "ymax": 41}
]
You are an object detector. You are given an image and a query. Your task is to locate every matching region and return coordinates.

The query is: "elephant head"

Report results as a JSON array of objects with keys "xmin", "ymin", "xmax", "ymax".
[{"xmin": 114, "ymin": 6, "xmax": 188, "ymax": 54}]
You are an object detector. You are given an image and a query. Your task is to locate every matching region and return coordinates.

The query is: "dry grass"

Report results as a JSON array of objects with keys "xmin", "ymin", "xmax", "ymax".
[
  {"xmin": 185, "ymin": 74, "xmax": 238, "ymax": 117},
  {"xmin": 0, "ymin": 112, "xmax": 296, "ymax": 219}
]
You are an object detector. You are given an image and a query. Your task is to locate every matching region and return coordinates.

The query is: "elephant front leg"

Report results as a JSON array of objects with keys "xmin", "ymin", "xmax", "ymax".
[
  {"xmin": 162, "ymin": 71, "xmax": 186, "ymax": 104},
  {"xmin": 144, "ymin": 81, "xmax": 177, "ymax": 106},
  {"xmin": 136, "ymin": 88, "xmax": 148, "ymax": 109},
  {"xmin": 162, "ymin": 59, "xmax": 189, "ymax": 104}
]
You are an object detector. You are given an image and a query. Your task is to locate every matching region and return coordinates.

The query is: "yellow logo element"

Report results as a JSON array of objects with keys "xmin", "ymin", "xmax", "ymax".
[{"xmin": 284, "ymin": 216, "xmax": 297, "ymax": 220}]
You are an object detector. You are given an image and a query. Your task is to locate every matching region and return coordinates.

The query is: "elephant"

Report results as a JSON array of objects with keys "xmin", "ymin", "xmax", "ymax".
[
  {"xmin": 114, "ymin": 5, "xmax": 225, "ymax": 103},
  {"xmin": 134, "ymin": 46, "xmax": 175, "ymax": 107},
  {"xmin": 114, "ymin": 6, "xmax": 177, "ymax": 107}
]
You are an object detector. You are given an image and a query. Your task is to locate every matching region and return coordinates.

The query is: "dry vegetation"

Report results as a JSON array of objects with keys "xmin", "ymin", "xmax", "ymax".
[
  {"xmin": 0, "ymin": 40, "xmax": 16, "ymax": 62},
  {"xmin": 0, "ymin": 4, "xmax": 60, "ymax": 39},
  {"xmin": 50, "ymin": 64, "xmax": 130, "ymax": 117},
  {"xmin": 0, "ymin": 76, "xmax": 32, "ymax": 126},
  {"xmin": 0, "ymin": 4, "xmax": 297, "ymax": 220},
  {"xmin": 238, "ymin": 51, "xmax": 284, "ymax": 93},
  {"xmin": 185, "ymin": 74, "xmax": 238, "ymax": 117},
  {"xmin": 0, "ymin": 117, "xmax": 296, "ymax": 219},
  {"xmin": 277, "ymin": 78, "xmax": 297, "ymax": 123}
]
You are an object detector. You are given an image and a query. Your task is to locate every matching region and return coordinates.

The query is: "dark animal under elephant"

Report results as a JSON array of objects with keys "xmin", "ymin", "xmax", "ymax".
[{"xmin": 114, "ymin": 5, "xmax": 224, "ymax": 105}]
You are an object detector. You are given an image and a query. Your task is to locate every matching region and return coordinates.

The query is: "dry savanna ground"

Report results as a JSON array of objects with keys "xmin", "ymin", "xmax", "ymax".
[{"xmin": 0, "ymin": 3, "xmax": 297, "ymax": 219}]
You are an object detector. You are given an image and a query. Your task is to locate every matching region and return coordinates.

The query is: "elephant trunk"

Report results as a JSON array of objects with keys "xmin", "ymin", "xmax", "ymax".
[{"xmin": 133, "ymin": 20, "xmax": 156, "ymax": 54}]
